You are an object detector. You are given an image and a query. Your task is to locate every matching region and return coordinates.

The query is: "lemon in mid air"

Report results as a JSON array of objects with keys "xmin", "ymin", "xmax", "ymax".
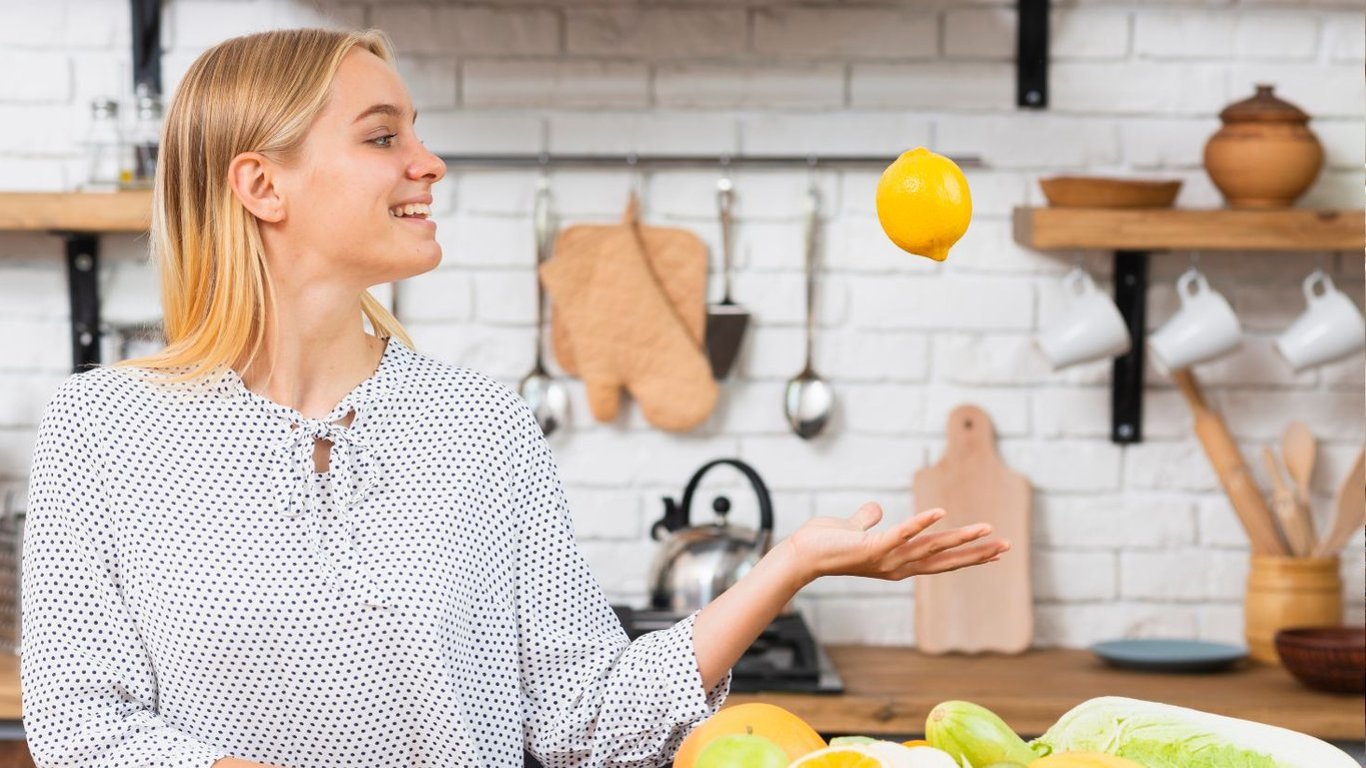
[{"xmin": 875, "ymin": 147, "xmax": 972, "ymax": 262}]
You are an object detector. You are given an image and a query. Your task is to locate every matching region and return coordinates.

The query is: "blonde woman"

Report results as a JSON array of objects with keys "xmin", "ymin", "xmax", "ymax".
[{"xmin": 21, "ymin": 28, "xmax": 1009, "ymax": 768}]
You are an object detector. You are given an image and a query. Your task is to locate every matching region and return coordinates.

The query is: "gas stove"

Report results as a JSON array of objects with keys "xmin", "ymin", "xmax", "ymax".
[{"xmin": 611, "ymin": 605, "xmax": 844, "ymax": 694}]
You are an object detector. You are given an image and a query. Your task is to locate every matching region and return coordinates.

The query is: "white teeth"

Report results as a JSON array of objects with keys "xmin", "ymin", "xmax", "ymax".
[{"xmin": 389, "ymin": 203, "xmax": 432, "ymax": 218}]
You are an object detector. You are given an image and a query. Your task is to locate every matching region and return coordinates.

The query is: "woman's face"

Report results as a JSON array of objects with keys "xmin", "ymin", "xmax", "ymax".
[{"xmin": 263, "ymin": 46, "xmax": 447, "ymax": 290}]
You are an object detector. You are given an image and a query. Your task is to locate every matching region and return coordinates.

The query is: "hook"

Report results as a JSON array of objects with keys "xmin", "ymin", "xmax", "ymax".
[{"xmin": 626, "ymin": 152, "xmax": 642, "ymax": 201}]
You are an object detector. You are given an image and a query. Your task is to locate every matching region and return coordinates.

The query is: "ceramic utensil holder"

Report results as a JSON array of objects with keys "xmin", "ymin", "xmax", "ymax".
[{"xmin": 1245, "ymin": 555, "xmax": 1342, "ymax": 665}]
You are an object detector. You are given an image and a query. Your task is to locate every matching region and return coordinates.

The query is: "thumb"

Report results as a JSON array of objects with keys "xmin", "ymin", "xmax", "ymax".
[{"xmin": 850, "ymin": 502, "xmax": 883, "ymax": 531}]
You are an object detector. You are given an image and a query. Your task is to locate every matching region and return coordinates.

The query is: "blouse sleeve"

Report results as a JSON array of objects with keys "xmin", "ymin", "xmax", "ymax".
[
  {"xmin": 20, "ymin": 376, "xmax": 230, "ymax": 768},
  {"xmin": 509, "ymin": 401, "xmax": 731, "ymax": 768}
]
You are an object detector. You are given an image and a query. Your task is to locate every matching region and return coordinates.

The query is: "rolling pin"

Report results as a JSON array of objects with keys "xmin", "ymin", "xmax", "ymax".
[{"xmin": 1171, "ymin": 369, "xmax": 1287, "ymax": 555}]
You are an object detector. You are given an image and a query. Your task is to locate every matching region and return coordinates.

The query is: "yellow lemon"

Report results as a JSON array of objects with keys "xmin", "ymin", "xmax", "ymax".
[{"xmin": 875, "ymin": 147, "xmax": 972, "ymax": 262}]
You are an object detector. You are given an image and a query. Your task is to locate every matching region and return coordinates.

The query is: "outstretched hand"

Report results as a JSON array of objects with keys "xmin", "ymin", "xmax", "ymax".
[{"xmin": 783, "ymin": 503, "xmax": 1010, "ymax": 585}]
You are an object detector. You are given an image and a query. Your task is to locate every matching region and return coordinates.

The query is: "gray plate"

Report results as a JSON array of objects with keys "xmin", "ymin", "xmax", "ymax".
[{"xmin": 1091, "ymin": 638, "xmax": 1249, "ymax": 673}]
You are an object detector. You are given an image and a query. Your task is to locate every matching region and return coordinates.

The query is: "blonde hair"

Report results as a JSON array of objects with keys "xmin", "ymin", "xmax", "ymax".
[{"xmin": 111, "ymin": 27, "xmax": 415, "ymax": 386}]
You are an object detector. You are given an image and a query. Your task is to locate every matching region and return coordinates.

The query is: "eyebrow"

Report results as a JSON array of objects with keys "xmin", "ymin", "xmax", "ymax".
[{"xmin": 352, "ymin": 103, "xmax": 418, "ymax": 125}]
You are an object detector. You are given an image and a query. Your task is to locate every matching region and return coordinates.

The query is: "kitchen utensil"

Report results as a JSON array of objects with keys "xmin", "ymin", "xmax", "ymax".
[
  {"xmin": 1261, "ymin": 446, "xmax": 1313, "ymax": 557},
  {"xmin": 551, "ymin": 197, "xmax": 708, "ymax": 378},
  {"xmin": 784, "ymin": 186, "xmax": 833, "ymax": 440},
  {"xmin": 1090, "ymin": 638, "xmax": 1248, "ymax": 673},
  {"xmin": 1149, "ymin": 268, "xmax": 1243, "ymax": 372},
  {"xmin": 1034, "ymin": 266, "xmax": 1131, "ymax": 369},
  {"xmin": 1274, "ymin": 627, "xmax": 1366, "ymax": 694},
  {"xmin": 1245, "ymin": 554, "xmax": 1342, "ymax": 664},
  {"xmin": 1171, "ymin": 369, "xmax": 1287, "ymax": 555},
  {"xmin": 1038, "ymin": 176, "xmax": 1182, "ymax": 209},
  {"xmin": 703, "ymin": 175, "xmax": 750, "ymax": 381},
  {"xmin": 647, "ymin": 458, "xmax": 777, "ymax": 615},
  {"xmin": 913, "ymin": 404, "xmax": 1033, "ymax": 655},
  {"xmin": 1275, "ymin": 269, "xmax": 1366, "ymax": 372},
  {"xmin": 1281, "ymin": 421, "xmax": 1318, "ymax": 550},
  {"xmin": 1204, "ymin": 84, "xmax": 1323, "ymax": 209},
  {"xmin": 1313, "ymin": 447, "xmax": 1365, "ymax": 557},
  {"xmin": 518, "ymin": 175, "xmax": 570, "ymax": 437}
]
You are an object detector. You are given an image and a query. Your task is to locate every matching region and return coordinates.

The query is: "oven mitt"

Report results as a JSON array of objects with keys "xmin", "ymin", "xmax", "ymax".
[
  {"xmin": 551, "ymin": 201, "xmax": 708, "ymax": 377},
  {"xmin": 538, "ymin": 196, "xmax": 717, "ymax": 432}
]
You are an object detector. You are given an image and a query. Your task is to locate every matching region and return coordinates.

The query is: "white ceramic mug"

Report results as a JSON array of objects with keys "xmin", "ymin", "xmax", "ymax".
[
  {"xmin": 1149, "ymin": 268, "xmax": 1242, "ymax": 372},
  {"xmin": 1275, "ymin": 269, "xmax": 1366, "ymax": 371},
  {"xmin": 1035, "ymin": 267, "xmax": 1132, "ymax": 369}
]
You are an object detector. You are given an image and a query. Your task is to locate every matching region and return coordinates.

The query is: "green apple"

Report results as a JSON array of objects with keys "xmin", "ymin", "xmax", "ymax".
[{"xmin": 695, "ymin": 733, "xmax": 790, "ymax": 768}]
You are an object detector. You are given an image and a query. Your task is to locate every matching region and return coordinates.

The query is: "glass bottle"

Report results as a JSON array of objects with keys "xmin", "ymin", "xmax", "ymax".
[
  {"xmin": 82, "ymin": 97, "xmax": 127, "ymax": 192},
  {"xmin": 128, "ymin": 82, "xmax": 162, "ymax": 189}
]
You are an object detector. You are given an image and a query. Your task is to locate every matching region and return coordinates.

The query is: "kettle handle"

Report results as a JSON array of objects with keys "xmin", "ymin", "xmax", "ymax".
[{"xmin": 667, "ymin": 458, "xmax": 775, "ymax": 550}]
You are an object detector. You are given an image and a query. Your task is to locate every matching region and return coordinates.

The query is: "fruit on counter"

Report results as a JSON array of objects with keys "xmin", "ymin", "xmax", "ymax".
[
  {"xmin": 925, "ymin": 700, "xmax": 1047, "ymax": 767},
  {"xmin": 1030, "ymin": 696, "xmax": 1359, "ymax": 768},
  {"xmin": 830, "ymin": 736, "xmax": 880, "ymax": 746},
  {"xmin": 789, "ymin": 745, "xmax": 886, "ymax": 768},
  {"xmin": 674, "ymin": 703, "xmax": 827, "ymax": 767},
  {"xmin": 694, "ymin": 733, "xmax": 789, "ymax": 768},
  {"xmin": 1029, "ymin": 753, "xmax": 1145, "ymax": 768},
  {"xmin": 874, "ymin": 147, "xmax": 972, "ymax": 262},
  {"xmin": 900, "ymin": 740, "xmax": 930, "ymax": 748}
]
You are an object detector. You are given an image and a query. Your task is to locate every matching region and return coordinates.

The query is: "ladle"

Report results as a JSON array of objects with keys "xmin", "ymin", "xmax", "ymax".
[
  {"xmin": 518, "ymin": 174, "xmax": 570, "ymax": 437},
  {"xmin": 784, "ymin": 185, "xmax": 834, "ymax": 439}
]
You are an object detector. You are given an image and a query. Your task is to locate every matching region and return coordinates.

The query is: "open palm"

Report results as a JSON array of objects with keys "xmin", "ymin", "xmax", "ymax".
[{"xmin": 785, "ymin": 502, "xmax": 1010, "ymax": 584}]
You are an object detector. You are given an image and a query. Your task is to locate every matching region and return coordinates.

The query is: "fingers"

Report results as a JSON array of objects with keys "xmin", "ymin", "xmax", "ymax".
[
  {"xmin": 894, "ymin": 537, "xmax": 1012, "ymax": 579},
  {"xmin": 850, "ymin": 501, "xmax": 884, "ymax": 531},
  {"xmin": 895, "ymin": 519, "xmax": 993, "ymax": 561},
  {"xmin": 890, "ymin": 507, "xmax": 947, "ymax": 542}
]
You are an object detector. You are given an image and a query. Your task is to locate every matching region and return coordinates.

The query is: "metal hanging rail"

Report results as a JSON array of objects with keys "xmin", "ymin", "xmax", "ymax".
[{"xmin": 434, "ymin": 153, "xmax": 984, "ymax": 170}]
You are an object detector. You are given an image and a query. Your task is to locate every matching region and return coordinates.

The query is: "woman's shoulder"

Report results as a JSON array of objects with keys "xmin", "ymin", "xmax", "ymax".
[{"xmin": 400, "ymin": 348, "xmax": 533, "ymax": 421}]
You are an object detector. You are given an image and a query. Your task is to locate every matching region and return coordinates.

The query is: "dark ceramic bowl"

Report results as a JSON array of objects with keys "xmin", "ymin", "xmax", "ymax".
[{"xmin": 1274, "ymin": 627, "xmax": 1365, "ymax": 694}]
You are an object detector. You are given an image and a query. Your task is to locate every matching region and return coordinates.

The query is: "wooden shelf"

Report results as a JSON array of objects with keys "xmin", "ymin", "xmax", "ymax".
[
  {"xmin": 1013, "ymin": 206, "xmax": 1365, "ymax": 252},
  {"xmin": 0, "ymin": 191, "xmax": 152, "ymax": 233}
]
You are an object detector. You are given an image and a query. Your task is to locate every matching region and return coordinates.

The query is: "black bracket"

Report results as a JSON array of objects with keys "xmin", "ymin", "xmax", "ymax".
[
  {"xmin": 1017, "ymin": 0, "xmax": 1049, "ymax": 108},
  {"xmin": 130, "ymin": 0, "xmax": 162, "ymax": 95},
  {"xmin": 61, "ymin": 234, "xmax": 102, "ymax": 373},
  {"xmin": 1111, "ymin": 251, "xmax": 1149, "ymax": 444}
]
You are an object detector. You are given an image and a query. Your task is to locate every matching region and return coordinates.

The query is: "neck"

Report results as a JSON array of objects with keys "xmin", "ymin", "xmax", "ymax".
[{"xmin": 233, "ymin": 284, "xmax": 384, "ymax": 421}]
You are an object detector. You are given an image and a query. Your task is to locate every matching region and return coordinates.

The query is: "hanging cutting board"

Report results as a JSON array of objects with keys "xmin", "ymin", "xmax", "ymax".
[{"xmin": 913, "ymin": 404, "xmax": 1033, "ymax": 655}]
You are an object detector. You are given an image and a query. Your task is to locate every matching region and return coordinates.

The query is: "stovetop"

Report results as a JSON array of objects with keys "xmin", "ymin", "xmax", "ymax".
[{"xmin": 611, "ymin": 605, "xmax": 844, "ymax": 694}]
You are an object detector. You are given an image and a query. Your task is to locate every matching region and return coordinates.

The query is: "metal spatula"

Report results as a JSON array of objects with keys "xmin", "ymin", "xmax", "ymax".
[{"xmin": 704, "ymin": 176, "xmax": 750, "ymax": 380}]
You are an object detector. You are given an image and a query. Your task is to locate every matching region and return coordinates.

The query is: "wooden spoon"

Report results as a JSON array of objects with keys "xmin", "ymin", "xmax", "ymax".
[
  {"xmin": 1261, "ymin": 446, "xmax": 1314, "ymax": 557},
  {"xmin": 1282, "ymin": 422, "xmax": 1318, "ymax": 543},
  {"xmin": 1313, "ymin": 447, "xmax": 1365, "ymax": 557}
]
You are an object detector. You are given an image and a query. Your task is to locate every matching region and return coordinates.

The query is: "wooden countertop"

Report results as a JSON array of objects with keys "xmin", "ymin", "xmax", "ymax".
[
  {"xmin": 0, "ymin": 648, "xmax": 1359, "ymax": 741},
  {"xmin": 725, "ymin": 646, "xmax": 1365, "ymax": 740}
]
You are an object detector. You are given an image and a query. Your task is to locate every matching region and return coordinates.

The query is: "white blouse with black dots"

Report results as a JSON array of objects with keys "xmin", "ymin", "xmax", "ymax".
[{"xmin": 21, "ymin": 335, "xmax": 730, "ymax": 768}]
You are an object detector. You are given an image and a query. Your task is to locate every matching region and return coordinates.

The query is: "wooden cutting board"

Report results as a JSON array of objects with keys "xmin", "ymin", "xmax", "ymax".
[{"xmin": 912, "ymin": 404, "xmax": 1033, "ymax": 655}]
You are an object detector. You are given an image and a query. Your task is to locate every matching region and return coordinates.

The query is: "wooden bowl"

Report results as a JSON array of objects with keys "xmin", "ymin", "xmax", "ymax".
[
  {"xmin": 1273, "ymin": 627, "xmax": 1366, "ymax": 693},
  {"xmin": 1039, "ymin": 176, "xmax": 1182, "ymax": 209}
]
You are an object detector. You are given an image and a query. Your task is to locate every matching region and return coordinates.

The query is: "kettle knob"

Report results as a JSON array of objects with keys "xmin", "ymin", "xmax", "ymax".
[{"xmin": 712, "ymin": 496, "xmax": 731, "ymax": 520}]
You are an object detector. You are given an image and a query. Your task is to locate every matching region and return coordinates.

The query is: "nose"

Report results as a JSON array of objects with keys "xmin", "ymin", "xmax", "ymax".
[{"xmin": 409, "ymin": 143, "xmax": 446, "ymax": 184}]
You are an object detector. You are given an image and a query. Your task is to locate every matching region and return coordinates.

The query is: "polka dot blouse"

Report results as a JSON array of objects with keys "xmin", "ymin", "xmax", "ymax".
[{"xmin": 20, "ymin": 335, "xmax": 731, "ymax": 768}]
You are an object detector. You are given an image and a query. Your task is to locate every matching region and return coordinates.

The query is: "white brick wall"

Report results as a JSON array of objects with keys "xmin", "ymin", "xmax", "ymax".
[{"xmin": 0, "ymin": 0, "xmax": 1362, "ymax": 653}]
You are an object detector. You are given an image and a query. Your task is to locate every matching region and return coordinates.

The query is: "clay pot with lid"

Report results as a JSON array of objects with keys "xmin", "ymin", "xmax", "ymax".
[{"xmin": 1204, "ymin": 84, "xmax": 1323, "ymax": 208}]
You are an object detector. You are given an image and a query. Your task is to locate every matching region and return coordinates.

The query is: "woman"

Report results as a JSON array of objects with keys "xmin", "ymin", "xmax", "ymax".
[{"xmin": 21, "ymin": 28, "xmax": 1009, "ymax": 768}]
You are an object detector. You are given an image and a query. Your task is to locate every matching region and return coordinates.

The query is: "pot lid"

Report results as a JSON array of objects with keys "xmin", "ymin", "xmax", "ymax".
[{"xmin": 1219, "ymin": 84, "xmax": 1311, "ymax": 124}]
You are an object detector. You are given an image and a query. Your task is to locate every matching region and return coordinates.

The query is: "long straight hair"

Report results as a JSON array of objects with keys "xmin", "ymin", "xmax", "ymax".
[{"xmin": 112, "ymin": 27, "xmax": 415, "ymax": 386}]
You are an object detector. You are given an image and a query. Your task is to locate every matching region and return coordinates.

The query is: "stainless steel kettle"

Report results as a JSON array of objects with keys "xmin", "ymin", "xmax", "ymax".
[{"xmin": 647, "ymin": 458, "xmax": 777, "ymax": 614}]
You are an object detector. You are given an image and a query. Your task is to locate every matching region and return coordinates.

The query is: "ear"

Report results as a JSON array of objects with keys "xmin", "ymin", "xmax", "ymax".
[{"xmin": 227, "ymin": 151, "xmax": 285, "ymax": 223}]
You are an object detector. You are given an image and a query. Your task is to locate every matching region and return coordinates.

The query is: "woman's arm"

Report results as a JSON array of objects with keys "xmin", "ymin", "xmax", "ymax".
[{"xmin": 692, "ymin": 503, "xmax": 1009, "ymax": 691}]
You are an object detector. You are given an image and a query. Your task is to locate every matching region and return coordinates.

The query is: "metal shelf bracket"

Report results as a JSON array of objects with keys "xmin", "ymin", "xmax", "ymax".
[{"xmin": 1018, "ymin": 0, "xmax": 1049, "ymax": 109}]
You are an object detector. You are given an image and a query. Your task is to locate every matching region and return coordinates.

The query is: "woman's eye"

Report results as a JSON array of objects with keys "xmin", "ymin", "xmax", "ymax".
[{"xmin": 371, "ymin": 134, "xmax": 397, "ymax": 148}]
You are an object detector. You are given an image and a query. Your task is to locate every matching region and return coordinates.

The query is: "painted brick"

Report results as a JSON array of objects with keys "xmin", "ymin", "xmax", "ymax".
[
  {"xmin": 406, "ymin": 321, "xmax": 533, "ymax": 380},
  {"xmin": 1000, "ymin": 439, "xmax": 1124, "ymax": 492},
  {"xmin": 471, "ymin": 269, "xmax": 538, "ymax": 325},
  {"xmin": 657, "ymin": 63, "xmax": 844, "ymax": 110},
  {"xmin": 0, "ymin": 429, "xmax": 39, "ymax": 481},
  {"xmin": 0, "ymin": 105, "xmax": 75, "ymax": 158},
  {"xmin": 1052, "ymin": 9, "xmax": 1130, "ymax": 59},
  {"xmin": 394, "ymin": 57, "xmax": 458, "ymax": 111},
  {"xmin": 1120, "ymin": 550, "xmax": 1246, "ymax": 601},
  {"xmin": 847, "ymin": 274, "xmax": 1034, "ymax": 332},
  {"xmin": 548, "ymin": 113, "xmax": 736, "ymax": 156},
  {"xmin": 643, "ymin": 169, "xmax": 840, "ymax": 221},
  {"xmin": 0, "ymin": 156, "xmax": 65, "ymax": 191},
  {"xmin": 1035, "ymin": 603, "xmax": 1199, "ymax": 648},
  {"xmin": 1051, "ymin": 62, "xmax": 1229, "ymax": 116},
  {"xmin": 944, "ymin": 8, "xmax": 1016, "ymax": 60},
  {"xmin": 1134, "ymin": 11, "xmax": 1236, "ymax": 58},
  {"xmin": 566, "ymin": 7, "xmax": 745, "ymax": 58},
  {"xmin": 563, "ymin": 485, "xmax": 643, "ymax": 541},
  {"xmin": 738, "ymin": 434, "xmax": 924, "ymax": 491},
  {"xmin": 0, "ymin": 3, "xmax": 63, "ymax": 47},
  {"xmin": 851, "ymin": 63, "xmax": 1014, "ymax": 111},
  {"xmin": 1120, "ymin": 117, "xmax": 1219, "ymax": 168},
  {"xmin": 935, "ymin": 115, "xmax": 1121, "ymax": 169},
  {"xmin": 739, "ymin": 114, "xmax": 933, "ymax": 158},
  {"xmin": 64, "ymin": 0, "xmax": 132, "ymax": 48},
  {"xmin": 0, "ymin": 373, "xmax": 67, "ymax": 428},
  {"xmin": 1220, "ymin": 390, "xmax": 1364, "ymax": 441},
  {"xmin": 840, "ymin": 384, "xmax": 928, "ymax": 436},
  {"xmin": 437, "ymin": 214, "xmax": 534, "ymax": 268},
  {"xmin": 0, "ymin": 52, "xmax": 70, "ymax": 103},
  {"xmin": 1226, "ymin": 64, "xmax": 1365, "ymax": 118},
  {"xmin": 1315, "ymin": 119, "xmax": 1366, "ymax": 170},
  {"xmin": 832, "ymin": 214, "xmax": 945, "ymax": 275},
  {"xmin": 812, "ymin": 596, "xmax": 915, "ymax": 646},
  {"xmin": 1197, "ymin": 604, "xmax": 1245, "ymax": 646},
  {"xmin": 754, "ymin": 7, "xmax": 936, "ymax": 60},
  {"xmin": 711, "ymin": 380, "xmax": 794, "ymax": 436},
  {"xmin": 1323, "ymin": 11, "xmax": 1365, "ymax": 61},
  {"xmin": 1036, "ymin": 494, "xmax": 1198, "ymax": 549},
  {"xmin": 1034, "ymin": 551, "xmax": 1117, "ymax": 601},
  {"xmin": 374, "ymin": 5, "xmax": 559, "ymax": 56},
  {"xmin": 465, "ymin": 61, "xmax": 649, "ymax": 110},
  {"xmin": 421, "ymin": 113, "xmax": 544, "ymax": 155},
  {"xmin": 933, "ymin": 333, "xmax": 1055, "ymax": 386},
  {"xmin": 1124, "ymin": 441, "xmax": 1220, "ymax": 492},
  {"xmin": 0, "ymin": 319, "xmax": 70, "ymax": 373},
  {"xmin": 1235, "ymin": 12, "xmax": 1319, "ymax": 59}
]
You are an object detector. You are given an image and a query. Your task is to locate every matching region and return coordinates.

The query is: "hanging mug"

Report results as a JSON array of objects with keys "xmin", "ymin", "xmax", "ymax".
[
  {"xmin": 1149, "ymin": 268, "xmax": 1242, "ymax": 372},
  {"xmin": 1035, "ymin": 267, "xmax": 1132, "ymax": 369},
  {"xmin": 1275, "ymin": 269, "xmax": 1366, "ymax": 371}
]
